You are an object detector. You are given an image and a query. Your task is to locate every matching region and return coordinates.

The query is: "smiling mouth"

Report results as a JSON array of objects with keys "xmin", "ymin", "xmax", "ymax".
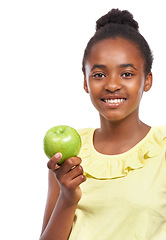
[{"xmin": 101, "ymin": 98, "xmax": 127, "ymax": 104}]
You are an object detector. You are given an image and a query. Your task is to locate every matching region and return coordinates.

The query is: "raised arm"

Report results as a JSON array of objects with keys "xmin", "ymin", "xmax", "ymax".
[{"xmin": 39, "ymin": 153, "xmax": 86, "ymax": 240}]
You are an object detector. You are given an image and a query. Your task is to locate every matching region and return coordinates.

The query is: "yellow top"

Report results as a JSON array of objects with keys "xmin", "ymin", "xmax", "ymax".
[{"xmin": 68, "ymin": 126, "xmax": 166, "ymax": 240}]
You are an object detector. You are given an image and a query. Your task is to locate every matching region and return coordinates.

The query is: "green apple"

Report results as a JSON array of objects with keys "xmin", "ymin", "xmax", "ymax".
[{"xmin": 43, "ymin": 125, "xmax": 82, "ymax": 164}]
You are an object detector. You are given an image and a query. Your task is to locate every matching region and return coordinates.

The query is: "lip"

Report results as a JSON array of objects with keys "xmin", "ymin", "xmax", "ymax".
[
  {"xmin": 101, "ymin": 94, "xmax": 127, "ymax": 109},
  {"xmin": 101, "ymin": 99, "xmax": 127, "ymax": 108},
  {"xmin": 101, "ymin": 94, "xmax": 128, "ymax": 100}
]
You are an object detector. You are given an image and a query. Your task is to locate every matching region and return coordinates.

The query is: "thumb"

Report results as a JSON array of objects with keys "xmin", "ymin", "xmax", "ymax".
[
  {"xmin": 51, "ymin": 152, "xmax": 62, "ymax": 162},
  {"xmin": 47, "ymin": 152, "xmax": 62, "ymax": 170}
]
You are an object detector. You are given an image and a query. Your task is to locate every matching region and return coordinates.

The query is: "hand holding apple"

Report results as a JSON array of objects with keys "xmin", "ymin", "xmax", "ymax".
[{"xmin": 43, "ymin": 125, "xmax": 82, "ymax": 164}]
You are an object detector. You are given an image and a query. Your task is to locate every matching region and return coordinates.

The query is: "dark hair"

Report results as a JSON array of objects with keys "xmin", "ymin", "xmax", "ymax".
[{"xmin": 82, "ymin": 9, "xmax": 153, "ymax": 77}]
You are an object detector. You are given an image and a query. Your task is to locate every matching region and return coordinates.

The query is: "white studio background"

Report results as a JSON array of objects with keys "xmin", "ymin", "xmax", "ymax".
[{"xmin": 0, "ymin": 0, "xmax": 165, "ymax": 239}]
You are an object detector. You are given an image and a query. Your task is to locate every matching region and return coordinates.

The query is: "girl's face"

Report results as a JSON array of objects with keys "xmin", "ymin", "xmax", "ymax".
[{"xmin": 84, "ymin": 37, "xmax": 152, "ymax": 122}]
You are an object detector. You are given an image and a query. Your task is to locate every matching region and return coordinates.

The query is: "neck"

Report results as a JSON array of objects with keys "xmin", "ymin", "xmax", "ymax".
[
  {"xmin": 93, "ymin": 111, "xmax": 151, "ymax": 155},
  {"xmin": 99, "ymin": 113, "xmax": 148, "ymax": 141}
]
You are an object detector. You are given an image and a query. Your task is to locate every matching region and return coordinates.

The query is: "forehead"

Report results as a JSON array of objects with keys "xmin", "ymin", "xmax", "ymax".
[{"xmin": 86, "ymin": 37, "xmax": 144, "ymax": 68}]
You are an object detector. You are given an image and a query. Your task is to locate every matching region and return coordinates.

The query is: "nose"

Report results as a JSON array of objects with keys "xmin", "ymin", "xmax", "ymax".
[{"xmin": 104, "ymin": 75, "xmax": 122, "ymax": 92}]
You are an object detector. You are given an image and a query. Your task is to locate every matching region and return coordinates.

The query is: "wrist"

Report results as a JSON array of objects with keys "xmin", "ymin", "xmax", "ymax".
[{"xmin": 59, "ymin": 191, "xmax": 79, "ymax": 209}]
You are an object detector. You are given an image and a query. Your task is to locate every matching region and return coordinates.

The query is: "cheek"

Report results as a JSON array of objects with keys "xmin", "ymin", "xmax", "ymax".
[
  {"xmin": 88, "ymin": 80, "xmax": 101, "ymax": 95},
  {"xmin": 129, "ymin": 89, "xmax": 145, "ymax": 112},
  {"xmin": 87, "ymin": 82, "xmax": 103, "ymax": 109},
  {"xmin": 127, "ymin": 79, "xmax": 145, "ymax": 99}
]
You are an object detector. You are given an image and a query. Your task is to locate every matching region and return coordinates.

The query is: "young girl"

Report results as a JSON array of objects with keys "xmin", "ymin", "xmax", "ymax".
[{"xmin": 40, "ymin": 9, "xmax": 166, "ymax": 240}]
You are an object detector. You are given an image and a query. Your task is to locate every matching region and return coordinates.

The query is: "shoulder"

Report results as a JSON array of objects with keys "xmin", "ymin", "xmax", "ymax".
[
  {"xmin": 148, "ymin": 126, "xmax": 166, "ymax": 157},
  {"xmin": 149, "ymin": 126, "xmax": 166, "ymax": 139},
  {"xmin": 152, "ymin": 126, "xmax": 166, "ymax": 142},
  {"xmin": 77, "ymin": 128, "xmax": 94, "ymax": 142},
  {"xmin": 77, "ymin": 128, "xmax": 94, "ymax": 136},
  {"xmin": 77, "ymin": 127, "xmax": 96, "ymax": 146},
  {"xmin": 76, "ymin": 128, "xmax": 95, "ymax": 158}
]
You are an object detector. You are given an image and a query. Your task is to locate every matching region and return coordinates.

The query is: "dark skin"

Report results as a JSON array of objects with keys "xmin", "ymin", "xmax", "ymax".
[
  {"xmin": 39, "ymin": 155, "xmax": 86, "ymax": 240},
  {"xmin": 84, "ymin": 37, "xmax": 153, "ymax": 155},
  {"xmin": 40, "ymin": 37, "xmax": 153, "ymax": 240}
]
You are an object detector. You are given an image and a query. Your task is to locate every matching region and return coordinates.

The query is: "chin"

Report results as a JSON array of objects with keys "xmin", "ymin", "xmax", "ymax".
[
  {"xmin": 101, "ymin": 108, "xmax": 138, "ymax": 123},
  {"xmin": 101, "ymin": 114, "xmax": 125, "ymax": 122}
]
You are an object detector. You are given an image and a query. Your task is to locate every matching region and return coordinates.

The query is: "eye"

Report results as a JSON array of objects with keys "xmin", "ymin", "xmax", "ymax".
[
  {"xmin": 92, "ymin": 73, "xmax": 106, "ymax": 79},
  {"xmin": 121, "ymin": 72, "xmax": 134, "ymax": 78}
]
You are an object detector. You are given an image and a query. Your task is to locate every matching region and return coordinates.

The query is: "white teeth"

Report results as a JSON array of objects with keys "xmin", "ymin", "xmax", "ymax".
[{"xmin": 104, "ymin": 99, "xmax": 125, "ymax": 103}]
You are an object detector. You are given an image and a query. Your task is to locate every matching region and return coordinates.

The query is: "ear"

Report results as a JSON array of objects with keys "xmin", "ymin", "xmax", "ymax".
[
  {"xmin": 144, "ymin": 72, "xmax": 153, "ymax": 92},
  {"xmin": 84, "ymin": 77, "xmax": 89, "ymax": 93}
]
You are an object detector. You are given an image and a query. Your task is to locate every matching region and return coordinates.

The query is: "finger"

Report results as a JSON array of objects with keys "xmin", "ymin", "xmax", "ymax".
[
  {"xmin": 47, "ymin": 152, "xmax": 62, "ymax": 170},
  {"xmin": 66, "ymin": 164, "xmax": 84, "ymax": 180},
  {"xmin": 57, "ymin": 157, "xmax": 82, "ymax": 176},
  {"xmin": 69, "ymin": 174, "xmax": 86, "ymax": 189},
  {"xmin": 51, "ymin": 152, "xmax": 62, "ymax": 162},
  {"xmin": 54, "ymin": 157, "xmax": 82, "ymax": 180}
]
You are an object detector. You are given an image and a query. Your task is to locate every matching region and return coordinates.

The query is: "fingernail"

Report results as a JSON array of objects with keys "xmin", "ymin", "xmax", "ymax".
[{"xmin": 54, "ymin": 152, "xmax": 62, "ymax": 158}]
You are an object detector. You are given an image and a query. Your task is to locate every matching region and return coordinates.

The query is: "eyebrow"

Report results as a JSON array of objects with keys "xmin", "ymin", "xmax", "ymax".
[
  {"xmin": 91, "ymin": 64, "xmax": 106, "ymax": 71},
  {"xmin": 90, "ymin": 63, "xmax": 137, "ymax": 72},
  {"xmin": 119, "ymin": 63, "xmax": 137, "ymax": 70}
]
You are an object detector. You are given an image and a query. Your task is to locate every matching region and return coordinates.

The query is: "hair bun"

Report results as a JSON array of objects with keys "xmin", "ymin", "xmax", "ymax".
[{"xmin": 96, "ymin": 9, "xmax": 139, "ymax": 31}]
